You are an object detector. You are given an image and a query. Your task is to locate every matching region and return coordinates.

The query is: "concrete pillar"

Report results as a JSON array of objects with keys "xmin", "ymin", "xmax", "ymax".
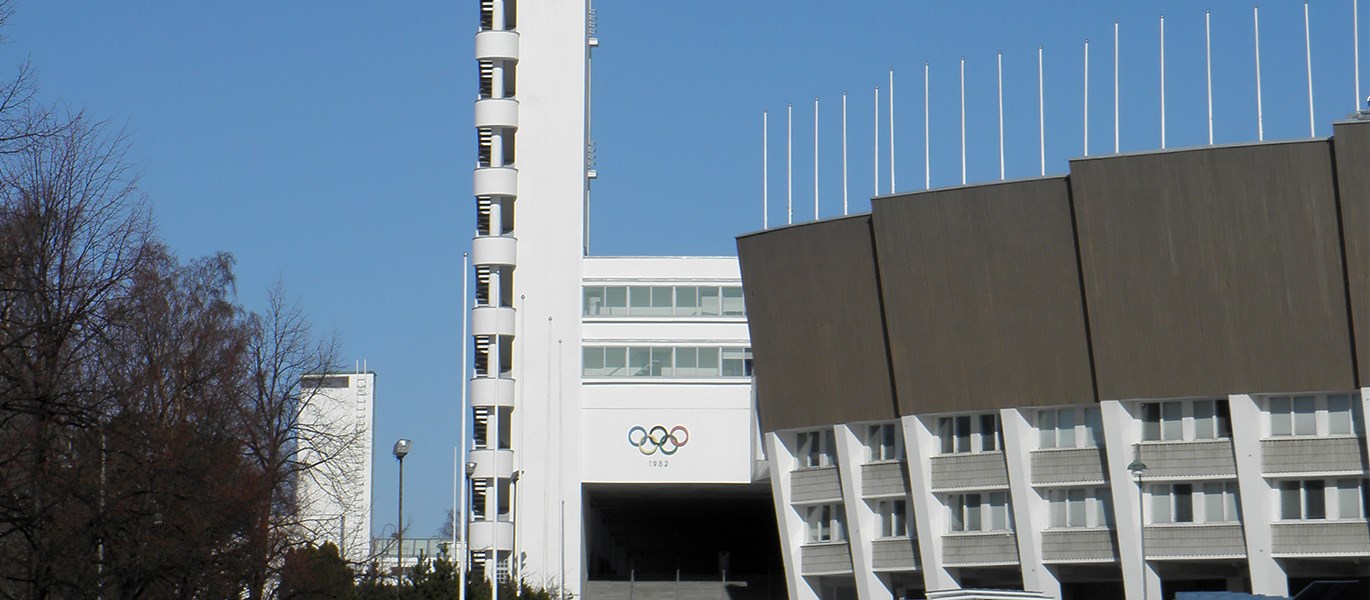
[
  {"xmin": 767, "ymin": 432, "xmax": 821, "ymax": 600},
  {"xmin": 834, "ymin": 424, "xmax": 893, "ymax": 600},
  {"xmin": 1099, "ymin": 400, "xmax": 1153, "ymax": 600},
  {"xmin": 1000, "ymin": 408, "xmax": 1060, "ymax": 599},
  {"xmin": 902, "ymin": 415, "xmax": 957, "ymax": 593},
  {"xmin": 1229, "ymin": 394, "xmax": 1287, "ymax": 597}
]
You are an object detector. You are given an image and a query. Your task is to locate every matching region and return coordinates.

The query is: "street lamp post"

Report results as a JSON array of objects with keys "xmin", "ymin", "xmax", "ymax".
[
  {"xmin": 1127, "ymin": 456, "xmax": 1149, "ymax": 600},
  {"xmin": 394, "ymin": 439, "xmax": 412, "ymax": 577},
  {"xmin": 464, "ymin": 460, "xmax": 477, "ymax": 598}
]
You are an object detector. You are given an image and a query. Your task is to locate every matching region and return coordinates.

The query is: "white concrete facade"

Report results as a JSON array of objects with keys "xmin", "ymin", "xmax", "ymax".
[
  {"xmin": 468, "ymin": 2, "xmax": 768, "ymax": 594},
  {"xmin": 768, "ymin": 391, "xmax": 1370, "ymax": 600},
  {"xmin": 296, "ymin": 372, "xmax": 376, "ymax": 564}
]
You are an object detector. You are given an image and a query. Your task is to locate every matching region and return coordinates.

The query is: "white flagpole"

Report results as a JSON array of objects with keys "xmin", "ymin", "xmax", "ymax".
[
  {"xmin": 874, "ymin": 87, "xmax": 880, "ymax": 197},
  {"xmin": 1039, "ymin": 45, "xmax": 1046, "ymax": 177},
  {"xmin": 1255, "ymin": 5, "xmax": 1265, "ymax": 141},
  {"xmin": 1114, "ymin": 20, "xmax": 1120, "ymax": 154},
  {"xmin": 458, "ymin": 251, "xmax": 469, "ymax": 600},
  {"xmin": 762, "ymin": 111, "xmax": 768, "ymax": 229},
  {"xmin": 1357, "ymin": 0, "xmax": 1362, "ymax": 111},
  {"xmin": 832, "ymin": 92, "xmax": 843, "ymax": 215},
  {"xmin": 924, "ymin": 62, "xmax": 930, "ymax": 190},
  {"xmin": 889, "ymin": 70, "xmax": 896, "ymax": 194},
  {"xmin": 1084, "ymin": 39, "xmax": 1090, "ymax": 156},
  {"xmin": 960, "ymin": 56, "xmax": 967, "ymax": 185},
  {"xmin": 1305, "ymin": 0, "xmax": 1315, "ymax": 137},
  {"xmin": 813, "ymin": 97, "xmax": 819, "ymax": 220},
  {"xmin": 1160, "ymin": 14, "xmax": 1167, "ymax": 150},
  {"xmin": 1207, "ymin": 10, "xmax": 1214, "ymax": 145},
  {"xmin": 998, "ymin": 51, "xmax": 1005, "ymax": 180},
  {"xmin": 787, "ymin": 104, "xmax": 793, "ymax": 224}
]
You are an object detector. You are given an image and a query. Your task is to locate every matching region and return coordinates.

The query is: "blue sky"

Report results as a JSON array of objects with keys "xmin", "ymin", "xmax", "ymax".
[{"xmin": 10, "ymin": 1, "xmax": 1365, "ymax": 538}]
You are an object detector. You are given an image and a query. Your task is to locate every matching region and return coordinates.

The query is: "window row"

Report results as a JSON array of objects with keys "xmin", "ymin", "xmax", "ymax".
[
  {"xmin": 804, "ymin": 503, "xmax": 847, "ymax": 544},
  {"xmin": 1279, "ymin": 478, "xmax": 1367, "ymax": 521},
  {"xmin": 797, "ymin": 429, "xmax": 837, "ymax": 469},
  {"xmin": 868, "ymin": 423, "xmax": 902, "ymax": 462},
  {"xmin": 1046, "ymin": 487, "xmax": 1114, "ymax": 529},
  {"xmin": 583, "ymin": 285, "xmax": 745, "ymax": 318},
  {"xmin": 1038, "ymin": 407, "xmax": 1102, "ymax": 449},
  {"xmin": 947, "ymin": 492, "xmax": 1011, "ymax": 533},
  {"xmin": 1141, "ymin": 399, "xmax": 1231, "ymax": 442},
  {"xmin": 939, "ymin": 413, "xmax": 1000, "ymax": 455},
  {"xmin": 582, "ymin": 346, "xmax": 753, "ymax": 379},
  {"xmin": 1147, "ymin": 481, "xmax": 1240, "ymax": 524},
  {"xmin": 1268, "ymin": 394, "xmax": 1361, "ymax": 438},
  {"xmin": 874, "ymin": 499, "xmax": 910, "ymax": 538}
]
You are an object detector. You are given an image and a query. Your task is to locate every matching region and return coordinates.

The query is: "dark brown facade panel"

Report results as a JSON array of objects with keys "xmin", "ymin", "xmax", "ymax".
[
  {"xmin": 737, "ymin": 217, "xmax": 898, "ymax": 432},
  {"xmin": 1332, "ymin": 120, "xmax": 1370, "ymax": 385},
  {"xmin": 871, "ymin": 177, "xmax": 1096, "ymax": 415},
  {"xmin": 1070, "ymin": 141, "xmax": 1356, "ymax": 399}
]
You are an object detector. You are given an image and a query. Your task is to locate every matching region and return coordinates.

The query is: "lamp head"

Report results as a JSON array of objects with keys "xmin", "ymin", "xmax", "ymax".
[
  {"xmin": 393, "ymin": 438, "xmax": 412, "ymax": 459},
  {"xmin": 466, "ymin": 461, "xmax": 478, "ymax": 476},
  {"xmin": 1126, "ymin": 459, "xmax": 1148, "ymax": 476}
]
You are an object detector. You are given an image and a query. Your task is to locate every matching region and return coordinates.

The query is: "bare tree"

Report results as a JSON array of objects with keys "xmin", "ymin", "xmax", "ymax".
[
  {"xmin": 238, "ymin": 284, "xmax": 341, "ymax": 600},
  {"xmin": 0, "ymin": 113, "xmax": 150, "ymax": 600}
]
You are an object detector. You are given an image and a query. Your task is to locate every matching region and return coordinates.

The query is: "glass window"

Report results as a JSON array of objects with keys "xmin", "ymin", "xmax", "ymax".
[
  {"xmin": 1194, "ymin": 399, "xmax": 1231, "ymax": 440},
  {"xmin": 650, "ymin": 347, "xmax": 672, "ymax": 377},
  {"xmin": 1142, "ymin": 401, "xmax": 1182, "ymax": 441},
  {"xmin": 675, "ymin": 347, "xmax": 698, "ymax": 378},
  {"xmin": 949, "ymin": 493, "xmax": 1008, "ymax": 532},
  {"xmin": 1149, "ymin": 484, "xmax": 1194, "ymax": 524},
  {"xmin": 697, "ymin": 347, "xmax": 719, "ymax": 377},
  {"xmin": 980, "ymin": 414, "xmax": 1000, "ymax": 452},
  {"xmin": 877, "ymin": 500, "xmax": 908, "ymax": 538},
  {"xmin": 722, "ymin": 347, "xmax": 747, "ymax": 377},
  {"xmin": 1084, "ymin": 407, "xmax": 1103, "ymax": 446},
  {"xmin": 1328, "ymin": 394, "xmax": 1354, "ymax": 435},
  {"xmin": 604, "ymin": 347, "xmax": 626, "ymax": 376},
  {"xmin": 1202, "ymin": 481, "xmax": 1239, "ymax": 523},
  {"xmin": 1281, "ymin": 480, "xmax": 1329, "ymax": 520},
  {"xmin": 722, "ymin": 287, "xmax": 746, "ymax": 316},
  {"xmin": 954, "ymin": 416, "xmax": 971, "ymax": 453},
  {"xmin": 675, "ymin": 286, "xmax": 699, "ymax": 316},
  {"xmin": 582, "ymin": 347, "xmax": 605, "ymax": 376},
  {"xmin": 699, "ymin": 287, "xmax": 721, "ymax": 316},
  {"xmin": 604, "ymin": 286, "xmax": 628, "ymax": 316},
  {"xmin": 1270, "ymin": 397, "xmax": 1293, "ymax": 436},
  {"xmin": 1336, "ymin": 479, "xmax": 1364, "ymax": 519},
  {"xmin": 798, "ymin": 430, "xmax": 834, "ymax": 468},
  {"xmin": 1038, "ymin": 409, "xmax": 1057, "ymax": 449},
  {"xmin": 1057, "ymin": 409, "xmax": 1077, "ymax": 448},
  {"xmin": 1163, "ymin": 402, "xmax": 1183, "ymax": 441},
  {"xmin": 628, "ymin": 286, "xmax": 651, "ymax": 315},
  {"xmin": 628, "ymin": 347, "xmax": 651, "ymax": 376},
  {"xmin": 1142, "ymin": 403, "xmax": 1161, "ymax": 441},
  {"xmin": 806, "ymin": 504, "xmax": 844, "ymax": 543},
  {"xmin": 583, "ymin": 286, "xmax": 606, "ymax": 316},
  {"xmin": 1293, "ymin": 396, "xmax": 1317, "ymax": 436},
  {"xmin": 868, "ymin": 423, "xmax": 900, "ymax": 462}
]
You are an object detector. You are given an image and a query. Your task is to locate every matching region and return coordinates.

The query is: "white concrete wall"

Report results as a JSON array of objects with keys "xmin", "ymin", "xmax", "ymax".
[{"xmin": 296, "ymin": 372, "xmax": 375, "ymax": 564}]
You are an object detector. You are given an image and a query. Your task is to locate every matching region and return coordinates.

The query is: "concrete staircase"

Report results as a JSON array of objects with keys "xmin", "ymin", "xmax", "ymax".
[{"xmin": 582, "ymin": 581, "xmax": 760, "ymax": 600}]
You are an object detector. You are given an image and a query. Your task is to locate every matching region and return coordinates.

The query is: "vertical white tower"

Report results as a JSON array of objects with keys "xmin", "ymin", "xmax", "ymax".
[{"xmin": 471, "ymin": 0, "xmax": 589, "ymax": 591}]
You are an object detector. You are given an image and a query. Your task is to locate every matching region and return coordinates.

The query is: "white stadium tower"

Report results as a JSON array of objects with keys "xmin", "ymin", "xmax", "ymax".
[{"xmin": 467, "ymin": 2, "xmax": 779, "ymax": 597}]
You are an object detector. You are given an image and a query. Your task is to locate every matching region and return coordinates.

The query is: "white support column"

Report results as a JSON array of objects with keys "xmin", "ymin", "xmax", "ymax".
[
  {"xmin": 767, "ymin": 432, "xmax": 821, "ymax": 600},
  {"xmin": 1361, "ymin": 389, "xmax": 1370, "ymax": 477},
  {"xmin": 834, "ymin": 425, "xmax": 891, "ymax": 600},
  {"xmin": 999, "ymin": 408, "xmax": 1059, "ymax": 599},
  {"xmin": 1229, "ymin": 394, "xmax": 1287, "ymax": 597},
  {"xmin": 902, "ymin": 416, "xmax": 956, "ymax": 593},
  {"xmin": 1100, "ymin": 401, "xmax": 1158, "ymax": 600}
]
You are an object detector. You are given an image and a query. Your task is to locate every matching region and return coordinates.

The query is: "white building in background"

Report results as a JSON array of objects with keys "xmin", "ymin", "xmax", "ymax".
[
  {"xmin": 296, "ymin": 371, "xmax": 376, "ymax": 564},
  {"xmin": 468, "ymin": 2, "xmax": 778, "ymax": 596}
]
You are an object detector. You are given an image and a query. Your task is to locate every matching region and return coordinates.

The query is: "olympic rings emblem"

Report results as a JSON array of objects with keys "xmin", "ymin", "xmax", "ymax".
[{"xmin": 627, "ymin": 425, "xmax": 690, "ymax": 456}]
